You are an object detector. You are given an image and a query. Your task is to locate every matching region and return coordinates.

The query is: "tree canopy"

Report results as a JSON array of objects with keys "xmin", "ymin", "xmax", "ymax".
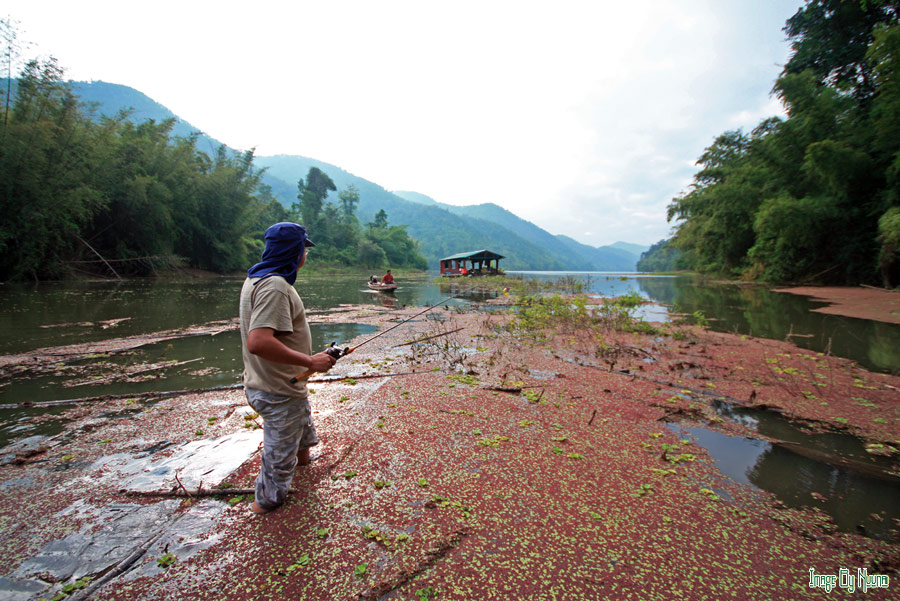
[{"xmin": 661, "ymin": 0, "xmax": 900, "ymax": 287}]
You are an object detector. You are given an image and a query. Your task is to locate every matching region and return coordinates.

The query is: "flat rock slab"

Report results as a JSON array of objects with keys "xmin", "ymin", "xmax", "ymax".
[
  {"xmin": 5, "ymin": 499, "xmax": 226, "ymax": 600},
  {"xmin": 91, "ymin": 429, "xmax": 263, "ymax": 492}
]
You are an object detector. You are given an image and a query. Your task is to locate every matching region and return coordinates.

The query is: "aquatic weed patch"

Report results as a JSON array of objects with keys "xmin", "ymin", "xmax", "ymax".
[{"xmin": 6, "ymin": 304, "xmax": 899, "ymax": 601}]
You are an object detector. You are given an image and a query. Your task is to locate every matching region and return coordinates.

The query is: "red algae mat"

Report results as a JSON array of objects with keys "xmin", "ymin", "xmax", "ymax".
[
  {"xmin": 774, "ymin": 286, "xmax": 900, "ymax": 325},
  {"xmin": 1, "ymin": 303, "xmax": 898, "ymax": 600}
]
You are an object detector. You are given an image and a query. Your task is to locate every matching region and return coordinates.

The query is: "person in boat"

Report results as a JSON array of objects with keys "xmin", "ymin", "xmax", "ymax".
[
  {"xmin": 369, "ymin": 275, "xmax": 378, "ymax": 285},
  {"xmin": 239, "ymin": 222, "xmax": 337, "ymax": 515},
  {"xmin": 381, "ymin": 269, "xmax": 394, "ymax": 284}
]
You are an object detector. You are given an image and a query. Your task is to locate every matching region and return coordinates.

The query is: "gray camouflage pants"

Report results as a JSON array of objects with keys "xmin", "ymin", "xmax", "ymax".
[{"xmin": 245, "ymin": 388, "xmax": 319, "ymax": 510}]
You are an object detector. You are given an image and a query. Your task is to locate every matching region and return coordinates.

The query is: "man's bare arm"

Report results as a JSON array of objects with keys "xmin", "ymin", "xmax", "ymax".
[{"xmin": 247, "ymin": 328, "xmax": 336, "ymax": 372}]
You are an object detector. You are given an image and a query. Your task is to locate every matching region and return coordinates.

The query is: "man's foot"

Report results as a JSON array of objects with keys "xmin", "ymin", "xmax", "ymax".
[
  {"xmin": 297, "ymin": 447, "xmax": 311, "ymax": 466},
  {"xmin": 250, "ymin": 501, "xmax": 272, "ymax": 515}
]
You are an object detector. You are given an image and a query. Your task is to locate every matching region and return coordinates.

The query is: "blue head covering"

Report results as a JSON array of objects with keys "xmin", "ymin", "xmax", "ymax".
[{"xmin": 247, "ymin": 222, "xmax": 316, "ymax": 286}]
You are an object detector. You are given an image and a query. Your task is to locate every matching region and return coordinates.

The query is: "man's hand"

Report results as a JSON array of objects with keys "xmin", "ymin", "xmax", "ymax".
[{"xmin": 308, "ymin": 350, "xmax": 337, "ymax": 373}]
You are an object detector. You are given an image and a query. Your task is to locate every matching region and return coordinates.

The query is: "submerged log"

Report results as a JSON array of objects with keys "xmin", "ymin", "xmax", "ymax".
[
  {"xmin": 773, "ymin": 440, "xmax": 900, "ymax": 483},
  {"xmin": 0, "ymin": 384, "xmax": 243, "ymax": 409}
]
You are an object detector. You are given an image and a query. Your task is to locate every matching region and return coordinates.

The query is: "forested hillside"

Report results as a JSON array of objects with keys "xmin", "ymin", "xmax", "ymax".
[
  {"xmin": 391, "ymin": 190, "xmax": 645, "ymax": 270},
  {"xmin": 259, "ymin": 158, "xmax": 645, "ymax": 270},
  {"xmin": 662, "ymin": 0, "xmax": 900, "ymax": 287},
  {"xmin": 0, "ymin": 55, "xmax": 425, "ymax": 279}
]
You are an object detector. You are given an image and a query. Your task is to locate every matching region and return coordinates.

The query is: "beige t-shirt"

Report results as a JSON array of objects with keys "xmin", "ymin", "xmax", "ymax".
[{"xmin": 239, "ymin": 276, "xmax": 312, "ymax": 398}]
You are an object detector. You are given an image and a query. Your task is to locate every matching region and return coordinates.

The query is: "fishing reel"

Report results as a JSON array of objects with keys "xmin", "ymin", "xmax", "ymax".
[
  {"xmin": 290, "ymin": 342, "xmax": 354, "ymax": 384},
  {"xmin": 324, "ymin": 341, "xmax": 352, "ymax": 360}
]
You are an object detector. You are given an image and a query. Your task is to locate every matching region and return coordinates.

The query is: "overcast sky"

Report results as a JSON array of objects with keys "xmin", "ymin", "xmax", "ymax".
[{"xmin": 5, "ymin": 1, "xmax": 803, "ymax": 247}]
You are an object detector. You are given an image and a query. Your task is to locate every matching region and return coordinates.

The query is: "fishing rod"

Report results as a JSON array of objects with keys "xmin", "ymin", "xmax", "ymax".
[{"xmin": 289, "ymin": 284, "xmax": 484, "ymax": 384}]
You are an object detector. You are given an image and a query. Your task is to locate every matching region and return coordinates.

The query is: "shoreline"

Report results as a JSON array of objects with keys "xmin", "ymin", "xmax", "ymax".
[{"xmin": 773, "ymin": 286, "xmax": 900, "ymax": 325}]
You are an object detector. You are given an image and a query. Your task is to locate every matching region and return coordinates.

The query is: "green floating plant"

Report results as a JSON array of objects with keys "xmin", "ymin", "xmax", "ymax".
[
  {"xmin": 634, "ymin": 483, "xmax": 654, "ymax": 497},
  {"xmin": 477, "ymin": 435, "xmax": 510, "ymax": 447},
  {"xmin": 700, "ymin": 488, "xmax": 720, "ymax": 501},
  {"xmin": 286, "ymin": 555, "xmax": 311, "ymax": 573},
  {"xmin": 157, "ymin": 552, "xmax": 176, "ymax": 569}
]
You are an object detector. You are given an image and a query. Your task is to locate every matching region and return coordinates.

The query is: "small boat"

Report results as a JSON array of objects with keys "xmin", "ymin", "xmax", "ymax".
[{"xmin": 368, "ymin": 281, "xmax": 397, "ymax": 292}]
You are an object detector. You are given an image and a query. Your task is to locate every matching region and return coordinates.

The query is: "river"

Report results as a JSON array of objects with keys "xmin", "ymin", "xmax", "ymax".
[
  {"xmin": 1, "ymin": 272, "xmax": 898, "ymax": 540},
  {"xmin": 1, "ymin": 272, "xmax": 897, "ymax": 410}
]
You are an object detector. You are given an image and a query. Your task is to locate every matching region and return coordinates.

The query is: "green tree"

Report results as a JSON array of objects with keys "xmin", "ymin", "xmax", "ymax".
[
  {"xmin": 783, "ymin": 0, "xmax": 900, "ymax": 101},
  {"xmin": 667, "ymin": 130, "xmax": 774, "ymax": 274},
  {"xmin": 0, "ymin": 21, "xmax": 427, "ymax": 279},
  {"xmin": 636, "ymin": 239, "xmax": 685, "ymax": 272},
  {"xmin": 368, "ymin": 208, "xmax": 388, "ymax": 229},
  {"xmin": 294, "ymin": 167, "xmax": 335, "ymax": 229},
  {"xmin": 187, "ymin": 147, "xmax": 266, "ymax": 272},
  {"xmin": 666, "ymin": 1, "xmax": 900, "ymax": 285},
  {"xmin": 0, "ymin": 58, "xmax": 105, "ymax": 279},
  {"xmin": 877, "ymin": 206, "xmax": 900, "ymax": 287},
  {"xmin": 363, "ymin": 209, "xmax": 428, "ymax": 270},
  {"xmin": 338, "ymin": 184, "xmax": 360, "ymax": 221},
  {"xmin": 357, "ymin": 238, "xmax": 386, "ymax": 268}
]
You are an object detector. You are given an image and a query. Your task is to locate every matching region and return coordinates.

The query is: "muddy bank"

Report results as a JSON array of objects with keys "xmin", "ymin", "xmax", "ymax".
[
  {"xmin": 0, "ymin": 300, "xmax": 898, "ymax": 600},
  {"xmin": 774, "ymin": 286, "xmax": 900, "ymax": 325}
]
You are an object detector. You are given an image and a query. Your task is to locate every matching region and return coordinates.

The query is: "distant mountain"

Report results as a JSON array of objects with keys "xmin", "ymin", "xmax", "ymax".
[
  {"xmin": 255, "ymin": 156, "xmax": 562, "ymax": 270},
  {"xmin": 609, "ymin": 241, "xmax": 650, "ymax": 256},
  {"xmin": 63, "ymin": 80, "xmax": 647, "ymax": 271},
  {"xmin": 392, "ymin": 190, "xmax": 439, "ymax": 206},
  {"xmin": 554, "ymin": 235, "xmax": 638, "ymax": 271},
  {"xmin": 68, "ymin": 81, "xmax": 228, "ymax": 156},
  {"xmin": 395, "ymin": 191, "xmax": 643, "ymax": 271}
]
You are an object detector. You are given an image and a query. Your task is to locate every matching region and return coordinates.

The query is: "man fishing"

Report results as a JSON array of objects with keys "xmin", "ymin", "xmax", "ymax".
[{"xmin": 239, "ymin": 222, "xmax": 337, "ymax": 515}]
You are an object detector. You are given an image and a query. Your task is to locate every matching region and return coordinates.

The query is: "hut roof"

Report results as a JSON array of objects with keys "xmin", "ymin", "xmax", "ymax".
[{"xmin": 439, "ymin": 250, "xmax": 505, "ymax": 262}]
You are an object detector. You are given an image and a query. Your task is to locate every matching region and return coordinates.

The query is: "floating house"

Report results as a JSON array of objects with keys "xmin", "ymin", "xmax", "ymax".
[{"xmin": 439, "ymin": 250, "xmax": 505, "ymax": 276}]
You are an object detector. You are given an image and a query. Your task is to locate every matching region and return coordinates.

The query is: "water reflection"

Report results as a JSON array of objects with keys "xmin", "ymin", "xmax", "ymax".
[
  {"xmin": 669, "ymin": 424, "xmax": 900, "ymax": 540},
  {"xmin": 709, "ymin": 401, "xmax": 894, "ymax": 466}
]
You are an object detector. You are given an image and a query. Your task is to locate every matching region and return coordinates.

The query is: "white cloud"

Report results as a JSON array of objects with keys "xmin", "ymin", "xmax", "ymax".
[{"xmin": 4, "ymin": 0, "xmax": 803, "ymax": 246}]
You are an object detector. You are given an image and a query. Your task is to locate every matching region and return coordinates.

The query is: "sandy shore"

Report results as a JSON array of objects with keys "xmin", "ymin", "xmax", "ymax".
[
  {"xmin": 1, "ymin": 300, "xmax": 898, "ymax": 600},
  {"xmin": 774, "ymin": 286, "xmax": 900, "ymax": 325}
]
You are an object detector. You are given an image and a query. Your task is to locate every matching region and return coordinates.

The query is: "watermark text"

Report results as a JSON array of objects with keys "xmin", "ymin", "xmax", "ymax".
[{"xmin": 808, "ymin": 568, "xmax": 890, "ymax": 594}]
